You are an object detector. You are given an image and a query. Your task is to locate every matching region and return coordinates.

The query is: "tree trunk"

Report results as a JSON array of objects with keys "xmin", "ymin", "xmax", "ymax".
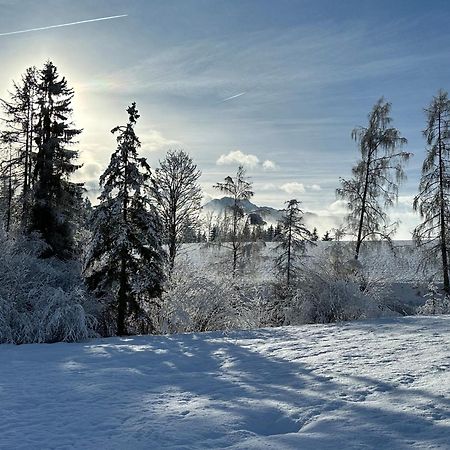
[
  {"xmin": 355, "ymin": 145, "xmax": 372, "ymax": 260},
  {"xmin": 287, "ymin": 210, "xmax": 292, "ymax": 287},
  {"xmin": 437, "ymin": 111, "xmax": 450, "ymax": 293},
  {"xmin": 117, "ymin": 254, "xmax": 127, "ymax": 335}
]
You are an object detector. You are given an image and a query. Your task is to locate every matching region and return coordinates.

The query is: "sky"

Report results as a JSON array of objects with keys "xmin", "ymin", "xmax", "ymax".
[{"xmin": 1, "ymin": 0, "xmax": 450, "ymax": 238}]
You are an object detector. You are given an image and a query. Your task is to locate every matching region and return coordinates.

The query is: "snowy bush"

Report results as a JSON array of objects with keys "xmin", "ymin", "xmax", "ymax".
[
  {"xmin": 159, "ymin": 258, "xmax": 263, "ymax": 333},
  {"xmin": 0, "ymin": 233, "xmax": 98, "ymax": 344},
  {"xmin": 281, "ymin": 240, "xmax": 394, "ymax": 325},
  {"xmin": 417, "ymin": 284, "xmax": 450, "ymax": 315}
]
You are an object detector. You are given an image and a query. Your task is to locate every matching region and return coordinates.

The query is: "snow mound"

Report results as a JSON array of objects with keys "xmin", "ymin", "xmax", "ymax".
[{"xmin": 1, "ymin": 316, "xmax": 449, "ymax": 449}]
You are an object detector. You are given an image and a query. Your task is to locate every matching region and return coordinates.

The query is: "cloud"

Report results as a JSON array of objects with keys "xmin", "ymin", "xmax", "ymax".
[
  {"xmin": 262, "ymin": 160, "xmax": 278, "ymax": 171},
  {"xmin": 280, "ymin": 182, "xmax": 306, "ymax": 194},
  {"xmin": 259, "ymin": 182, "xmax": 278, "ymax": 191},
  {"xmin": 216, "ymin": 150, "xmax": 260, "ymax": 168},
  {"xmin": 307, "ymin": 184, "xmax": 322, "ymax": 191},
  {"xmin": 140, "ymin": 129, "xmax": 181, "ymax": 153}
]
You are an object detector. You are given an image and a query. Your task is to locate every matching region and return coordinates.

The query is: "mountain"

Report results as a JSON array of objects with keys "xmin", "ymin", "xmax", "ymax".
[
  {"xmin": 202, "ymin": 197, "xmax": 283, "ymax": 225},
  {"xmin": 202, "ymin": 197, "xmax": 342, "ymax": 233}
]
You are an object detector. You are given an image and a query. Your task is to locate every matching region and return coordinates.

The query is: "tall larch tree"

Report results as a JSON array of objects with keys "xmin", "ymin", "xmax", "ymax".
[
  {"xmin": 337, "ymin": 98, "xmax": 410, "ymax": 260},
  {"xmin": 413, "ymin": 90, "xmax": 450, "ymax": 293},
  {"xmin": 214, "ymin": 165, "xmax": 254, "ymax": 274},
  {"xmin": 84, "ymin": 103, "xmax": 166, "ymax": 336},
  {"xmin": 0, "ymin": 66, "xmax": 38, "ymax": 228},
  {"xmin": 31, "ymin": 61, "xmax": 83, "ymax": 258},
  {"xmin": 151, "ymin": 149, "xmax": 202, "ymax": 270}
]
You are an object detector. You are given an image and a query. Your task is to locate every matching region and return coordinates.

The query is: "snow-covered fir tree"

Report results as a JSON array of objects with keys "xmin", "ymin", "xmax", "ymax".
[{"xmin": 83, "ymin": 103, "xmax": 166, "ymax": 336}]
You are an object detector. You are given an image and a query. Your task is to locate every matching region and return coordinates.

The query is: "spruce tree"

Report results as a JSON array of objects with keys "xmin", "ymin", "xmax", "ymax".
[
  {"xmin": 413, "ymin": 90, "xmax": 450, "ymax": 293},
  {"xmin": 337, "ymin": 98, "xmax": 410, "ymax": 260},
  {"xmin": 275, "ymin": 199, "xmax": 314, "ymax": 287},
  {"xmin": 31, "ymin": 61, "xmax": 83, "ymax": 257},
  {"xmin": 84, "ymin": 103, "xmax": 166, "ymax": 335}
]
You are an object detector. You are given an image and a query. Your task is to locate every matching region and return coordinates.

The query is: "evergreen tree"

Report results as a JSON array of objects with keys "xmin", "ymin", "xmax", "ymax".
[
  {"xmin": 413, "ymin": 90, "xmax": 450, "ymax": 293},
  {"xmin": 214, "ymin": 166, "xmax": 254, "ymax": 274},
  {"xmin": 275, "ymin": 199, "xmax": 314, "ymax": 287},
  {"xmin": 322, "ymin": 230, "xmax": 333, "ymax": 241},
  {"xmin": 209, "ymin": 224, "xmax": 219, "ymax": 242},
  {"xmin": 274, "ymin": 223, "xmax": 282, "ymax": 240},
  {"xmin": 84, "ymin": 103, "xmax": 166, "ymax": 335},
  {"xmin": 266, "ymin": 224, "xmax": 275, "ymax": 242},
  {"xmin": 31, "ymin": 61, "xmax": 83, "ymax": 258},
  {"xmin": 311, "ymin": 227, "xmax": 319, "ymax": 241},
  {"xmin": 337, "ymin": 98, "xmax": 410, "ymax": 260},
  {"xmin": 151, "ymin": 149, "xmax": 202, "ymax": 270}
]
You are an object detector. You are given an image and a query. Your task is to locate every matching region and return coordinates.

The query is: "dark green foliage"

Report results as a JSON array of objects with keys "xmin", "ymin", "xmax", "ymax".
[
  {"xmin": 31, "ymin": 62, "xmax": 83, "ymax": 258},
  {"xmin": 84, "ymin": 103, "xmax": 166, "ymax": 335}
]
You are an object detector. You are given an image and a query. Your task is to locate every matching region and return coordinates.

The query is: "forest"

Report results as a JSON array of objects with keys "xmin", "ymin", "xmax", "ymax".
[{"xmin": 1, "ymin": 61, "xmax": 449, "ymax": 344}]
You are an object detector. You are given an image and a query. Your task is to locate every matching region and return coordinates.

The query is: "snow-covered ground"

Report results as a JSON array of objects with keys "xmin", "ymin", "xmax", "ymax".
[{"xmin": 1, "ymin": 317, "xmax": 449, "ymax": 449}]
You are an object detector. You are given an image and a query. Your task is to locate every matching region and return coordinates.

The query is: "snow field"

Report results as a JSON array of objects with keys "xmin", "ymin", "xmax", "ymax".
[{"xmin": 0, "ymin": 316, "xmax": 449, "ymax": 449}]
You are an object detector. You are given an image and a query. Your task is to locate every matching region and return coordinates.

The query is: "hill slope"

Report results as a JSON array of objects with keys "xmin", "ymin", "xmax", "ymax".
[{"xmin": 1, "ymin": 317, "xmax": 449, "ymax": 449}]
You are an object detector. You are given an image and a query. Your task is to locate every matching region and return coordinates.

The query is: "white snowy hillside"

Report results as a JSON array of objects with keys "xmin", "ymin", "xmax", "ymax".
[{"xmin": 1, "ymin": 316, "xmax": 449, "ymax": 449}]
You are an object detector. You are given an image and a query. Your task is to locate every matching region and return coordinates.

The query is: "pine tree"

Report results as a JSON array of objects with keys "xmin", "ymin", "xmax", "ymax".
[
  {"xmin": 275, "ymin": 199, "xmax": 314, "ymax": 287},
  {"xmin": 311, "ymin": 227, "xmax": 319, "ymax": 241},
  {"xmin": 31, "ymin": 61, "xmax": 83, "ymax": 258},
  {"xmin": 337, "ymin": 98, "xmax": 410, "ymax": 260},
  {"xmin": 322, "ymin": 230, "xmax": 333, "ymax": 241},
  {"xmin": 214, "ymin": 166, "xmax": 254, "ymax": 274},
  {"xmin": 151, "ymin": 149, "xmax": 202, "ymax": 270},
  {"xmin": 84, "ymin": 103, "xmax": 166, "ymax": 335},
  {"xmin": 413, "ymin": 90, "xmax": 450, "ymax": 293}
]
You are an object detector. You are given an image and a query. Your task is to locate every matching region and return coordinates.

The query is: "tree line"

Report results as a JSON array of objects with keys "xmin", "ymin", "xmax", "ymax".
[{"xmin": 1, "ymin": 61, "xmax": 449, "ymax": 339}]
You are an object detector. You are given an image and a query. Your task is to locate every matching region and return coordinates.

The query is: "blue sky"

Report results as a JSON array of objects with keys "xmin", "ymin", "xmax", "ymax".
[{"xmin": 1, "ymin": 0, "xmax": 450, "ymax": 237}]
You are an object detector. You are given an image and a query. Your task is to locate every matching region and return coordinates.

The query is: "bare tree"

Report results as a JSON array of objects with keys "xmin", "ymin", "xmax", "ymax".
[
  {"xmin": 214, "ymin": 166, "xmax": 253, "ymax": 275},
  {"xmin": 337, "ymin": 98, "xmax": 410, "ymax": 260},
  {"xmin": 152, "ymin": 149, "xmax": 202, "ymax": 270},
  {"xmin": 413, "ymin": 90, "xmax": 450, "ymax": 293}
]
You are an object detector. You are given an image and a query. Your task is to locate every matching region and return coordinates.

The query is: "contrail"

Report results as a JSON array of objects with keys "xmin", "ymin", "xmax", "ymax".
[
  {"xmin": 221, "ymin": 92, "xmax": 246, "ymax": 102},
  {"xmin": 0, "ymin": 14, "xmax": 128, "ymax": 37}
]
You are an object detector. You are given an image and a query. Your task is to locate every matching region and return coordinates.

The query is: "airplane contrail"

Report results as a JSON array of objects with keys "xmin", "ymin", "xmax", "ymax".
[
  {"xmin": 221, "ymin": 92, "xmax": 246, "ymax": 102},
  {"xmin": 0, "ymin": 14, "xmax": 128, "ymax": 37}
]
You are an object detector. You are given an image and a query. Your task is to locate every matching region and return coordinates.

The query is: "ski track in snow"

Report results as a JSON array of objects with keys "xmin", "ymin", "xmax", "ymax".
[{"xmin": 0, "ymin": 316, "xmax": 449, "ymax": 449}]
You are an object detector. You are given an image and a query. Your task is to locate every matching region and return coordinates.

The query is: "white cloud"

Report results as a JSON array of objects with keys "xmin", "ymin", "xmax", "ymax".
[
  {"xmin": 307, "ymin": 184, "xmax": 322, "ymax": 191},
  {"xmin": 280, "ymin": 182, "xmax": 305, "ymax": 194},
  {"xmin": 262, "ymin": 160, "xmax": 278, "ymax": 171},
  {"xmin": 216, "ymin": 150, "xmax": 260, "ymax": 168},
  {"xmin": 259, "ymin": 182, "xmax": 278, "ymax": 191},
  {"xmin": 140, "ymin": 129, "xmax": 181, "ymax": 153}
]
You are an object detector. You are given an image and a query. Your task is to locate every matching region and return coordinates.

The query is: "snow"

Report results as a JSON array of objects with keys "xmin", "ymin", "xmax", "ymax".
[{"xmin": 1, "ymin": 316, "xmax": 449, "ymax": 449}]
